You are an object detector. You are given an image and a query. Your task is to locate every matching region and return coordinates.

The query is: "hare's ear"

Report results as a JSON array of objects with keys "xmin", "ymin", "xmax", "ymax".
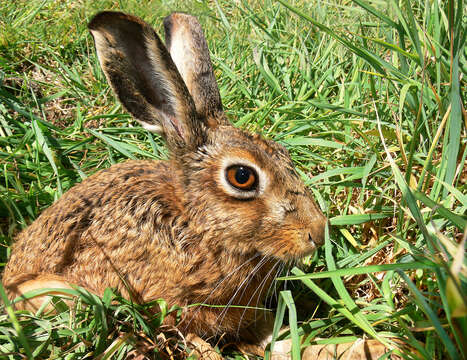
[
  {"xmin": 88, "ymin": 11, "xmax": 204, "ymax": 153},
  {"xmin": 163, "ymin": 13, "xmax": 229, "ymax": 128}
]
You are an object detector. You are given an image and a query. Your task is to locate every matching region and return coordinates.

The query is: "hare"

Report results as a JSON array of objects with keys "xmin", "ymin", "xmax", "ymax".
[{"xmin": 3, "ymin": 11, "xmax": 326, "ymax": 358}]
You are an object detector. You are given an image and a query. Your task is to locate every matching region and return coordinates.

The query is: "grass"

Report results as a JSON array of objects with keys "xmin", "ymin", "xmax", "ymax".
[{"xmin": 0, "ymin": 0, "xmax": 466, "ymax": 358}]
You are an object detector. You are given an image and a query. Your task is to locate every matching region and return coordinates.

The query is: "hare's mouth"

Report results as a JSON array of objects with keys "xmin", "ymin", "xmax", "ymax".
[{"xmin": 259, "ymin": 227, "xmax": 323, "ymax": 262}]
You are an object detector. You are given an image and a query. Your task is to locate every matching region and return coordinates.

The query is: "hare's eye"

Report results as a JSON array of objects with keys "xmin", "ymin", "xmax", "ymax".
[{"xmin": 226, "ymin": 165, "xmax": 257, "ymax": 191}]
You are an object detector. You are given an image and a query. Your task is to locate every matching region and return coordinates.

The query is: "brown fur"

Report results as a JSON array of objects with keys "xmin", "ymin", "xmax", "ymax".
[{"xmin": 3, "ymin": 11, "xmax": 326, "ymax": 352}]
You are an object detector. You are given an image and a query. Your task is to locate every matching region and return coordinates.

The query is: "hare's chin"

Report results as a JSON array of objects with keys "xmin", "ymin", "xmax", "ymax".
[
  {"xmin": 262, "ymin": 244, "xmax": 317, "ymax": 263},
  {"xmin": 290, "ymin": 245, "xmax": 318, "ymax": 261},
  {"xmin": 264, "ymin": 229, "xmax": 321, "ymax": 261}
]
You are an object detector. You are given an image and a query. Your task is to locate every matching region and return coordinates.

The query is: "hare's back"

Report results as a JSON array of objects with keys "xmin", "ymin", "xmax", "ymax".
[{"xmin": 4, "ymin": 160, "xmax": 178, "ymax": 288}]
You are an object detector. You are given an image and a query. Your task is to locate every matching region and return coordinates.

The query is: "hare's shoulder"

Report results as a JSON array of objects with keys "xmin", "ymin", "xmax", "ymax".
[
  {"xmin": 7, "ymin": 159, "xmax": 180, "ymax": 275},
  {"xmin": 39, "ymin": 159, "xmax": 170, "ymax": 209},
  {"xmin": 50, "ymin": 159, "xmax": 175, "ymax": 216},
  {"xmin": 15, "ymin": 159, "xmax": 177, "ymax": 249}
]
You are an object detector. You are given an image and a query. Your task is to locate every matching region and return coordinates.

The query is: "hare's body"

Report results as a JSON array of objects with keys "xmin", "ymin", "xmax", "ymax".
[
  {"xmin": 5, "ymin": 157, "xmax": 277, "ymax": 337},
  {"xmin": 3, "ymin": 11, "xmax": 326, "ymax": 354}
]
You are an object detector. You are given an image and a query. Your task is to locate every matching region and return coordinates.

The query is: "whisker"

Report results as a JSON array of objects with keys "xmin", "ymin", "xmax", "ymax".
[
  {"xmin": 267, "ymin": 261, "xmax": 284, "ymax": 313},
  {"xmin": 182, "ymin": 252, "xmax": 261, "ymax": 334},
  {"xmin": 253, "ymin": 259, "xmax": 281, "ymax": 322},
  {"xmin": 232, "ymin": 256, "xmax": 273, "ymax": 311},
  {"xmin": 212, "ymin": 255, "xmax": 271, "ymax": 338},
  {"xmin": 283, "ymin": 266, "xmax": 290, "ymax": 291},
  {"xmin": 205, "ymin": 252, "xmax": 262, "ymax": 304},
  {"xmin": 271, "ymin": 261, "xmax": 285, "ymax": 318},
  {"xmin": 235, "ymin": 259, "xmax": 282, "ymax": 338}
]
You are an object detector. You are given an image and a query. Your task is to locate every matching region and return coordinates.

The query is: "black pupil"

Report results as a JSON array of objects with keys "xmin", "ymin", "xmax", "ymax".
[{"xmin": 235, "ymin": 166, "xmax": 251, "ymax": 184}]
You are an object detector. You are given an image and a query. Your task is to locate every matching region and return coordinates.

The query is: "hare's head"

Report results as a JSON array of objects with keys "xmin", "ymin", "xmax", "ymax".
[{"xmin": 89, "ymin": 12, "xmax": 326, "ymax": 262}]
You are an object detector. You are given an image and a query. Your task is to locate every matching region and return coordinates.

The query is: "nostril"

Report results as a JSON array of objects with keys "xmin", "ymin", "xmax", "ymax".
[
  {"xmin": 308, "ymin": 232, "xmax": 323, "ymax": 246},
  {"xmin": 308, "ymin": 225, "xmax": 325, "ymax": 247},
  {"xmin": 315, "ymin": 231, "xmax": 325, "ymax": 246}
]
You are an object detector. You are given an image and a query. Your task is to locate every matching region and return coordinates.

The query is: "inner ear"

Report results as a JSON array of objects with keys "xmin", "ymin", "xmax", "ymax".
[{"xmin": 89, "ymin": 11, "xmax": 204, "ymax": 153}]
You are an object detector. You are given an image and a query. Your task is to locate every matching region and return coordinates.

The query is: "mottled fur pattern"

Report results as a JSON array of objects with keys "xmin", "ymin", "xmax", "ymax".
[{"xmin": 3, "ymin": 11, "xmax": 326, "ymax": 349}]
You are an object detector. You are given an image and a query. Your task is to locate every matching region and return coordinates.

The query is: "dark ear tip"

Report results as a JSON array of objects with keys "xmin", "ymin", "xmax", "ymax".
[
  {"xmin": 89, "ymin": 11, "xmax": 121, "ymax": 31},
  {"xmin": 162, "ymin": 14, "xmax": 174, "ymax": 38},
  {"xmin": 88, "ymin": 11, "xmax": 145, "ymax": 31},
  {"xmin": 163, "ymin": 12, "xmax": 193, "ymax": 23},
  {"xmin": 163, "ymin": 12, "xmax": 201, "ymax": 31}
]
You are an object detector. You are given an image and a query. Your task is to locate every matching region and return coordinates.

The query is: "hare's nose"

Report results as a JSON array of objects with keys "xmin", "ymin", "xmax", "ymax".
[
  {"xmin": 308, "ymin": 232, "xmax": 323, "ymax": 247},
  {"xmin": 308, "ymin": 215, "xmax": 326, "ymax": 247}
]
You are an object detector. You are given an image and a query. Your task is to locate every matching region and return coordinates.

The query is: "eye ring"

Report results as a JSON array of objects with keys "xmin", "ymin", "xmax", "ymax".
[{"xmin": 225, "ymin": 165, "xmax": 257, "ymax": 191}]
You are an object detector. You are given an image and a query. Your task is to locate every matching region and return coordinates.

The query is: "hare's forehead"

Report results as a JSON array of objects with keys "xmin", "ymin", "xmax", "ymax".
[{"xmin": 205, "ymin": 128, "xmax": 296, "ymax": 172}]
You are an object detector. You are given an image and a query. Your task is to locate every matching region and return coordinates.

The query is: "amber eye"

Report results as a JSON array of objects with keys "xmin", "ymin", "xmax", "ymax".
[{"xmin": 226, "ymin": 165, "xmax": 257, "ymax": 191}]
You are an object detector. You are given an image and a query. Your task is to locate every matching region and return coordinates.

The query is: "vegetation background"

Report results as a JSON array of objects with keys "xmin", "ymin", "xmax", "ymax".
[{"xmin": 0, "ymin": 0, "xmax": 465, "ymax": 359}]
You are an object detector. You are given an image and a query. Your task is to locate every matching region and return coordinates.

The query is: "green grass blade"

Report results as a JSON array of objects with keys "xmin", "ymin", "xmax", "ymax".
[
  {"xmin": 87, "ymin": 129, "xmax": 136, "ymax": 159},
  {"xmin": 413, "ymin": 190, "xmax": 466, "ymax": 230},
  {"xmin": 278, "ymin": 261, "xmax": 435, "ymax": 280},
  {"xmin": 399, "ymin": 271, "xmax": 460, "ymax": 360},
  {"xmin": 277, "ymin": 0, "xmax": 402, "ymax": 77},
  {"xmin": 32, "ymin": 119, "xmax": 62, "ymax": 196},
  {"xmin": 280, "ymin": 291, "xmax": 300, "ymax": 360},
  {"xmin": 351, "ymin": 0, "xmax": 399, "ymax": 29},
  {"xmin": 265, "ymin": 290, "xmax": 287, "ymax": 360},
  {"xmin": 0, "ymin": 283, "xmax": 34, "ymax": 359},
  {"xmin": 330, "ymin": 213, "xmax": 393, "ymax": 226},
  {"xmin": 442, "ymin": 41, "xmax": 463, "ymax": 199},
  {"xmin": 323, "ymin": 225, "xmax": 389, "ymax": 346},
  {"xmin": 292, "ymin": 267, "xmax": 368, "ymax": 330}
]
